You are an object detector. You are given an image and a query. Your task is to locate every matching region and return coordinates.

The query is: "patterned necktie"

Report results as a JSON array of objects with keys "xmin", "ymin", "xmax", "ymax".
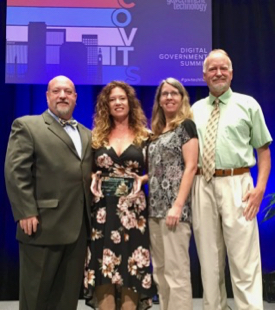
[
  {"xmin": 58, "ymin": 118, "xmax": 78, "ymax": 128},
  {"xmin": 202, "ymin": 98, "xmax": 220, "ymax": 182}
]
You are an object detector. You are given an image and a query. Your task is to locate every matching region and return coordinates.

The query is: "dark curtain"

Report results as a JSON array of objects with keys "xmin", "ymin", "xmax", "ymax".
[{"xmin": 1, "ymin": 0, "xmax": 275, "ymax": 300}]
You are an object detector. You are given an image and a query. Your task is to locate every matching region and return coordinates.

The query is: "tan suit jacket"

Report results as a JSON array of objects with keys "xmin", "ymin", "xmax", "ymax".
[{"xmin": 5, "ymin": 110, "xmax": 92, "ymax": 245}]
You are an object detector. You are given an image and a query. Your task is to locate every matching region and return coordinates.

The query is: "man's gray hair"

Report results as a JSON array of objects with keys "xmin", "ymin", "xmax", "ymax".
[{"xmin": 203, "ymin": 49, "xmax": 233, "ymax": 73}]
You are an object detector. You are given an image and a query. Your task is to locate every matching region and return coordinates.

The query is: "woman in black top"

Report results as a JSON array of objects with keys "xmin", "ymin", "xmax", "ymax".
[{"xmin": 84, "ymin": 81, "xmax": 156, "ymax": 310}]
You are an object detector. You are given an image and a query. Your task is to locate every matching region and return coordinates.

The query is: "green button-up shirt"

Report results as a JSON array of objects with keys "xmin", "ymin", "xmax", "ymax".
[{"xmin": 192, "ymin": 88, "xmax": 272, "ymax": 169}]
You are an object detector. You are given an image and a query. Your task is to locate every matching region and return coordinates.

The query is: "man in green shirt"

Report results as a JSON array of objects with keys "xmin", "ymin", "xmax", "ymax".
[{"xmin": 191, "ymin": 49, "xmax": 272, "ymax": 310}]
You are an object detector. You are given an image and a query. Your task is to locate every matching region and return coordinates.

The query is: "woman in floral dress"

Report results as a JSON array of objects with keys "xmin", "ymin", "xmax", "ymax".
[
  {"xmin": 84, "ymin": 81, "xmax": 156, "ymax": 310},
  {"xmin": 148, "ymin": 78, "xmax": 199, "ymax": 310}
]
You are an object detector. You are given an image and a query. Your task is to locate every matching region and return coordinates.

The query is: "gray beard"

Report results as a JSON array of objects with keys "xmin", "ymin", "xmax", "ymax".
[
  {"xmin": 56, "ymin": 107, "xmax": 71, "ymax": 117},
  {"xmin": 211, "ymin": 83, "xmax": 229, "ymax": 94}
]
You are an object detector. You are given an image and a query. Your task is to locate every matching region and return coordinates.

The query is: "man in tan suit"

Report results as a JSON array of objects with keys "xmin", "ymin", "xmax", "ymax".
[{"xmin": 5, "ymin": 76, "xmax": 92, "ymax": 310}]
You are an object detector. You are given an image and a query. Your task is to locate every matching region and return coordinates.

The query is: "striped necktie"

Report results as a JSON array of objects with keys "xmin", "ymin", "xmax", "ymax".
[{"xmin": 202, "ymin": 98, "xmax": 220, "ymax": 182}]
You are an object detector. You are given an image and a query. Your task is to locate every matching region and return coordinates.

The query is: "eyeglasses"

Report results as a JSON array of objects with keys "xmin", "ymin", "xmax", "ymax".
[{"xmin": 160, "ymin": 91, "xmax": 180, "ymax": 98}]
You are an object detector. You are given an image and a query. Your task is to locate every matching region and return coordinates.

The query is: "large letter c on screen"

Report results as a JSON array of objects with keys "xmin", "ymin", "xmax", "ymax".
[{"xmin": 118, "ymin": 0, "xmax": 135, "ymax": 8}]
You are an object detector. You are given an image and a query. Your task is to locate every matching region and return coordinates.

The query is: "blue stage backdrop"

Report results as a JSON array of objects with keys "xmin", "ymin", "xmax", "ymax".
[
  {"xmin": 1, "ymin": 0, "xmax": 275, "ymax": 301},
  {"xmin": 6, "ymin": 0, "xmax": 211, "ymax": 85}
]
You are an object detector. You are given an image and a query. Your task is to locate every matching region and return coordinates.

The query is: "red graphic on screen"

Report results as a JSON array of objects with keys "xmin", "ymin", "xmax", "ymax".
[{"xmin": 7, "ymin": 0, "xmax": 135, "ymax": 8}]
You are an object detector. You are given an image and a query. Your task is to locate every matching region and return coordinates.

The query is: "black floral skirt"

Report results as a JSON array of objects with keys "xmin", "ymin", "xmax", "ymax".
[{"xmin": 84, "ymin": 177, "xmax": 157, "ymax": 309}]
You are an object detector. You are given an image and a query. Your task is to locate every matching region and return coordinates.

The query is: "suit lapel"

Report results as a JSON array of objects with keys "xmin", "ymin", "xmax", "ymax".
[
  {"xmin": 42, "ymin": 111, "xmax": 79, "ymax": 158},
  {"xmin": 78, "ymin": 124, "xmax": 90, "ymax": 160}
]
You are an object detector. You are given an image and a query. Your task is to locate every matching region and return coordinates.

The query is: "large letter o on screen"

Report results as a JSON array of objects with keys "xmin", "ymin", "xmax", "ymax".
[{"xmin": 112, "ymin": 9, "xmax": 131, "ymax": 27}]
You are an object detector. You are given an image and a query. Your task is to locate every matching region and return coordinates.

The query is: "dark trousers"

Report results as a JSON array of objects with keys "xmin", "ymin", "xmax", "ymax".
[{"xmin": 19, "ymin": 219, "xmax": 88, "ymax": 310}]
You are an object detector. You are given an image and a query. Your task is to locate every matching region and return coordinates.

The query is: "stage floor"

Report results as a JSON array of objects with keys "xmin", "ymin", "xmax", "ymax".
[{"xmin": 0, "ymin": 299, "xmax": 274, "ymax": 309}]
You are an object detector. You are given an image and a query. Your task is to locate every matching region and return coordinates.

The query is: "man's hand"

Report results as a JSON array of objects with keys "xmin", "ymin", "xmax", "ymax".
[
  {"xmin": 242, "ymin": 187, "xmax": 264, "ymax": 221},
  {"xmin": 19, "ymin": 216, "xmax": 39, "ymax": 235}
]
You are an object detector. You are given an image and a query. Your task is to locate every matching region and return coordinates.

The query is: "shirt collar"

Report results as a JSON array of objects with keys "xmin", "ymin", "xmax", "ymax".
[
  {"xmin": 209, "ymin": 88, "xmax": 233, "ymax": 105},
  {"xmin": 47, "ymin": 109, "xmax": 76, "ymax": 123},
  {"xmin": 48, "ymin": 109, "xmax": 59, "ymax": 121}
]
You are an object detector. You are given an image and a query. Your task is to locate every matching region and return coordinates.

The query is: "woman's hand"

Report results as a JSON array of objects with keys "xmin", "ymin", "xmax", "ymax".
[
  {"xmin": 90, "ymin": 171, "xmax": 103, "ymax": 198},
  {"xmin": 166, "ymin": 201, "xmax": 182, "ymax": 229},
  {"xmin": 129, "ymin": 172, "xmax": 145, "ymax": 197}
]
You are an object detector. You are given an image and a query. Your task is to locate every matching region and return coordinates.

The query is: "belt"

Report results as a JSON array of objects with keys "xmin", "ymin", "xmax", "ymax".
[{"xmin": 195, "ymin": 167, "xmax": 250, "ymax": 177}]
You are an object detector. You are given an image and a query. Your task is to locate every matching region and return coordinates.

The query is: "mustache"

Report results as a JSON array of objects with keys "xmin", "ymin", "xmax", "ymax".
[
  {"xmin": 213, "ymin": 77, "xmax": 226, "ymax": 82},
  {"xmin": 57, "ymin": 100, "xmax": 69, "ymax": 104}
]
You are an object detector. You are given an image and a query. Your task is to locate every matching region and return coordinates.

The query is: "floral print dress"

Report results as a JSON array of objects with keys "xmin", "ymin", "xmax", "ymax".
[{"xmin": 84, "ymin": 144, "xmax": 156, "ymax": 309}]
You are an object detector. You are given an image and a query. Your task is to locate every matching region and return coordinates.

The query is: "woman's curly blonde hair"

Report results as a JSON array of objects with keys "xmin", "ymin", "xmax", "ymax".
[
  {"xmin": 92, "ymin": 81, "xmax": 149, "ymax": 149},
  {"xmin": 151, "ymin": 77, "xmax": 193, "ymax": 139}
]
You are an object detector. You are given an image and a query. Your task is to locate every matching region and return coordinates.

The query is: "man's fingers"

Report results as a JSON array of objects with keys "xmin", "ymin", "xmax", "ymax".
[
  {"xmin": 248, "ymin": 207, "xmax": 257, "ymax": 221},
  {"xmin": 22, "ymin": 220, "xmax": 28, "ymax": 234},
  {"xmin": 23, "ymin": 221, "xmax": 29, "ymax": 235},
  {"xmin": 20, "ymin": 220, "xmax": 24, "ymax": 230},
  {"xmin": 19, "ymin": 217, "xmax": 39, "ymax": 235},
  {"xmin": 32, "ymin": 219, "xmax": 38, "ymax": 233},
  {"xmin": 244, "ymin": 204, "xmax": 257, "ymax": 221},
  {"xmin": 242, "ymin": 191, "xmax": 250, "ymax": 202},
  {"xmin": 27, "ymin": 221, "xmax": 33, "ymax": 235}
]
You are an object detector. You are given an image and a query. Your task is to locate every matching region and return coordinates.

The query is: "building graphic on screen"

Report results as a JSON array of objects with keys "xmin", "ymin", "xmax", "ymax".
[
  {"xmin": 6, "ymin": 22, "xmax": 103, "ymax": 84},
  {"xmin": 5, "ymin": 0, "xmax": 211, "ymax": 85}
]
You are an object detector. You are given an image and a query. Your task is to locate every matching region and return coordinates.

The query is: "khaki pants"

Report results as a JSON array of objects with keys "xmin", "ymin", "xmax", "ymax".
[
  {"xmin": 149, "ymin": 218, "xmax": 192, "ymax": 310},
  {"xmin": 95, "ymin": 284, "xmax": 138, "ymax": 310},
  {"xmin": 192, "ymin": 173, "xmax": 263, "ymax": 310}
]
